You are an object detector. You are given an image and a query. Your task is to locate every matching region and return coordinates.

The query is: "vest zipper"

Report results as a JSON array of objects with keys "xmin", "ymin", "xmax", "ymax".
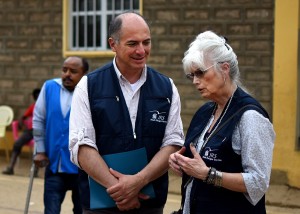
[{"xmin": 133, "ymin": 132, "xmax": 136, "ymax": 139}]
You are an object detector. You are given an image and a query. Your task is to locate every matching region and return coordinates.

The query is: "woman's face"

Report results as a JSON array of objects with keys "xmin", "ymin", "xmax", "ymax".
[{"xmin": 190, "ymin": 64, "xmax": 226, "ymax": 101}]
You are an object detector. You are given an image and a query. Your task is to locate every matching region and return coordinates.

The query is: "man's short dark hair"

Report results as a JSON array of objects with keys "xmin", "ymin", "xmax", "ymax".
[{"xmin": 32, "ymin": 88, "xmax": 41, "ymax": 100}]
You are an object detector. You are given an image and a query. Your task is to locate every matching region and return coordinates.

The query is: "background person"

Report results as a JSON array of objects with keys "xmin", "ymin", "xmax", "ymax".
[
  {"xmin": 33, "ymin": 56, "xmax": 89, "ymax": 214},
  {"xmin": 69, "ymin": 12, "xmax": 184, "ymax": 214},
  {"xmin": 169, "ymin": 31, "xmax": 275, "ymax": 214},
  {"xmin": 2, "ymin": 88, "xmax": 40, "ymax": 175}
]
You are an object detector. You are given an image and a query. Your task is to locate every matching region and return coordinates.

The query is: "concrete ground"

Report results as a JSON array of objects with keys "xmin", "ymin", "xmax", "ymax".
[{"xmin": 0, "ymin": 155, "xmax": 300, "ymax": 214}]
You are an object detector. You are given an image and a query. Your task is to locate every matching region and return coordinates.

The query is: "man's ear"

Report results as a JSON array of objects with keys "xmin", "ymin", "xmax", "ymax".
[{"xmin": 108, "ymin": 37, "xmax": 116, "ymax": 52}]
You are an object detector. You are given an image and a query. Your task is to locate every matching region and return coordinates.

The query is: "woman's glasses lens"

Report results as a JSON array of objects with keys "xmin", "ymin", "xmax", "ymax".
[{"xmin": 186, "ymin": 69, "xmax": 205, "ymax": 81}]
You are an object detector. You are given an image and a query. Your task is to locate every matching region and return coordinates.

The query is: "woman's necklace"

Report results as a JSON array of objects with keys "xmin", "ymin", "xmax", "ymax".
[
  {"xmin": 183, "ymin": 87, "xmax": 237, "ymax": 190},
  {"xmin": 196, "ymin": 89, "xmax": 235, "ymax": 153}
]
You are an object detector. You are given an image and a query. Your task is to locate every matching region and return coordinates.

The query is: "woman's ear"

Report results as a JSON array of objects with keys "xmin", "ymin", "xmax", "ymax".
[
  {"xmin": 220, "ymin": 62, "xmax": 230, "ymax": 77},
  {"xmin": 220, "ymin": 62, "xmax": 230, "ymax": 84},
  {"xmin": 221, "ymin": 62, "xmax": 230, "ymax": 72}
]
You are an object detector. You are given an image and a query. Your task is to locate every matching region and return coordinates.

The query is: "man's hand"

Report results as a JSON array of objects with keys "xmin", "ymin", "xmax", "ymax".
[
  {"xmin": 107, "ymin": 168, "xmax": 150, "ymax": 210},
  {"xmin": 33, "ymin": 153, "xmax": 49, "ymax": 168},
  {"xmin": 116, "ymin": 196, "xmax": 141, "ymax": 211}
]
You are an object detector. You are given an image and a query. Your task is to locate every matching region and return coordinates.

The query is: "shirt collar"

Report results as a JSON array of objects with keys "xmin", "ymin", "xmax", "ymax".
[
  {"xmin": 113, "ymin": 57, "xmax": 147, "ymax": 83},
  {"xmin": 54, "ymin": 78, "xmax": 73, "ymax": 93}
]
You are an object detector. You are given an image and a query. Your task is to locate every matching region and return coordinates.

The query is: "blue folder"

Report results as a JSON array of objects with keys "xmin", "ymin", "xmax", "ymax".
[{"xmin": 89, "ymin": 147, "xmax": 156, "ymax": 209}]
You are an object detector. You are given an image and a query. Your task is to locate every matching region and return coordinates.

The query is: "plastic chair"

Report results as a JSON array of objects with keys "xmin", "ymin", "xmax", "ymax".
[
  {"xmin": 0, "ymin": 105, "xmax": 14, "ymax": 162},
  {"xmin": 11, "ymin": 118, "xmax": 34, "ymax": 167},
  {"xmin": 11, "ymin": 120, "xmax": 34, "ymax": 151}
]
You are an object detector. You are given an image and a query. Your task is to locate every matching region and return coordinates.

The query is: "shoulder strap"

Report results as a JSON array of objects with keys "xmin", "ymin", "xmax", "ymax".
[{"xmin": 206, "ymin": 104, "xmax": 260, "ymax": 142}]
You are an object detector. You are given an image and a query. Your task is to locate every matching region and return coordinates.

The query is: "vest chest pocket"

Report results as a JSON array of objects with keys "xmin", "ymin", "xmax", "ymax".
[
  {"xmin": 142, "ymin": 97, "xmax": 171, "ymax": 137},
  {"xmin": 201, "ymin": 133, "xmax": 240, "ymax": 170},
  {"xmin": 201, "ymin": 134, "xmax": 228, "ymax": 166}
]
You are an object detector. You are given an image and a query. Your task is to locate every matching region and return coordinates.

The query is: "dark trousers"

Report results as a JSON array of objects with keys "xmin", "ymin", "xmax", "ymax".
[
  {"xmin": 44, "ymin": 166, "xmax": 82, "ymax": 214},
  {"xmin": 13, "ymin": 129, "xmax": 33, "ymax": 154},
  {"xmin": 83, "ymin": 206, "xmax": 163, "ymax": 214}
]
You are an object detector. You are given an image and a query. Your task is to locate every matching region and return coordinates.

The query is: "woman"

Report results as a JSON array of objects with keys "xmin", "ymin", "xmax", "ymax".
[{"xmin": 169, "ymin": 31, "xmax": 275, "ymax": 214}]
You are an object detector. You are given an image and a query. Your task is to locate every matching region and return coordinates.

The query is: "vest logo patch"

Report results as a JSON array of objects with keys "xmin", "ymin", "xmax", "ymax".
[
  {"xmin": 150, "ymin": 110, "xmax": 167, "ymax": 123},
  {"xmin": 202, "ymin": 147, "xmax": 222, "ymax": 162}
]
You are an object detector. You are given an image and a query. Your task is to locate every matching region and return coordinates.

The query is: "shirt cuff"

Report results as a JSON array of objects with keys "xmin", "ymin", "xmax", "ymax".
[
  {"xmin": 242, "ymin": 173, "xmax": 265, "ymax": 205},
  {"xmin": 69, "ymin": 128, "xmax": 98, "ymax": 168}
]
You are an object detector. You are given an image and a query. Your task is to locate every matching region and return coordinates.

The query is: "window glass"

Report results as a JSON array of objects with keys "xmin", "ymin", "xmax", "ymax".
[
  {"xmin": 78, "ymin": 16, "xmax": 85, "ymax": 47},
  {"xmin": 87, "ymin": 16, "xmax": 94, "ymax": 47},
  {"xmin": 133, "ymin": 0, "xmax": 139, "ymax": 9},
  {"xmin": 107, "ymin": 1, "xmax": 112, "ymax": 10},
  {"xmin": 124, "ymin": 0, "xmax": 130, "ymax": 10},
  {"xmin": 96, "ymin": 15, "xmax": 101, "ymax": 47},
  {"xmin": 115, "ymin": 0, "xmax": 121, "ymax": 10},
  {"xmin": 72, "ymin": 0, "xmax": 77, "ymax": 11},
  {"xmin": 79, "ymin": 0, "xmax": 85, "ymax": 11},
  {"xmin": 96, "ymin": 0, "xmax": 101, "ymax": 10},
  {"xmin": 72, "ymin": 17, "xmax": 77, "ymax": 47},
  {"xmin": 87, "ymin": 0, "xmax": 93, "ymax": 11},
  {"xmin": 107, "ymin": 14, "xmax": 113, "ymax": 49}
]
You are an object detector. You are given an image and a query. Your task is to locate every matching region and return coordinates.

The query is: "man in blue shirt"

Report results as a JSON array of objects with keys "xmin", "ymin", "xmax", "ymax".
[{"xmin": 33, "ymin": 56, "xmax": 89, "ymax": 214}]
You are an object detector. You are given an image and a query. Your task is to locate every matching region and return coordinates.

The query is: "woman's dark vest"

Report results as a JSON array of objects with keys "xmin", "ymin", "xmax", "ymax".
[
  {"xmin": 182, "ymin": 87, "xmax": 269, "ymax": 214},
  {"xmin": 79, "ymin": 62, "xmax": 173, "ymax": 209}
]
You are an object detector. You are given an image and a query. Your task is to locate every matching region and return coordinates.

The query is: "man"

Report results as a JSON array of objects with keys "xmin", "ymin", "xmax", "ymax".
[
  {"xmin": 69, "ymin": 12, "xmax": 184, "ymax": 214},
  {"xmin": 2, "ymin": 88, "xmax": 40, "ymax": 175},
  {"xmin": 33, "ymin": 56, "xmax": 89, "ymax": 214}
]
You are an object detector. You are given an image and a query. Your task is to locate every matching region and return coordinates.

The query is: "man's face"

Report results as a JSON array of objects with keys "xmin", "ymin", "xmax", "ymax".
[
  {"xmin": 109, "ymin": 15, "xmax": 151, "ymax": 74},
  {"xmin": 61, "ymin": 57, "xmax": 85, "ymax": 91}
]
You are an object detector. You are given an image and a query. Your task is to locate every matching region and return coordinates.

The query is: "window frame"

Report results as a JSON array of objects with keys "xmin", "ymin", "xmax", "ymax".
[{"xmin": 62, "ymin": 0, "xmax": 143, "ymax": 57}]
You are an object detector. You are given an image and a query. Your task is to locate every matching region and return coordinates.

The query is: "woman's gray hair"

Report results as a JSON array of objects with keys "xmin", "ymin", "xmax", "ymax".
[{"xmin": 182, "ymin": 31, "xmax": 241, "ymax": 87}]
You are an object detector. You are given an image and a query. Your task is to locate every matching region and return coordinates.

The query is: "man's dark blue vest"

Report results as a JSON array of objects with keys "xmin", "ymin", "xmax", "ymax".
[
  {"xmin": 182, "ymin": 87, "xmax": 269, "ymax": 214},
  {"xmin": 79, "ymin": 62, "xmax": 173, "ymax": 209}
]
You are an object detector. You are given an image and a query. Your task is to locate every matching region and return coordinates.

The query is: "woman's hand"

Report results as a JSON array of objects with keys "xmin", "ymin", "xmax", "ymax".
[
  {"xmin": 174, "ymin": 143, "xmax": 209, "ymax": 181},
  {"xmin": 169, "ymin": 147, "xmax": 186, "ymax": 176}
]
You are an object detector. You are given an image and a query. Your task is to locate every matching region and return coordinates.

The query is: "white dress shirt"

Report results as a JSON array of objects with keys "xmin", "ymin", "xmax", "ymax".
[{"xmin": 69, "ymin": 60, "xmax": 185, "ymax": 167}]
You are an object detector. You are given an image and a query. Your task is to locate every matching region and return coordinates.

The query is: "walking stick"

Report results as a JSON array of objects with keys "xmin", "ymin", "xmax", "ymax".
[
  {"xmin": 24, "ymin": 160, "xmax": 36, "ymax": 214},
  {"xmin": 24, "ymin": 143, "xmax": 39, "ymax": 214}
]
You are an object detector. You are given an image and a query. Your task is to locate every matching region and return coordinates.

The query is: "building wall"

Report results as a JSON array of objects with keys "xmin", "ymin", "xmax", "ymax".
[
  {"xmin": 0, "ymin": 0, "xmax": 63, "ymax": 117},
  {"xmin": 272, "ymin": 0, "xmax": 300, "ymax": 188},
  {"xmin": 0, "ymin": 0, "xmax": 275, "ymax": 125}
]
